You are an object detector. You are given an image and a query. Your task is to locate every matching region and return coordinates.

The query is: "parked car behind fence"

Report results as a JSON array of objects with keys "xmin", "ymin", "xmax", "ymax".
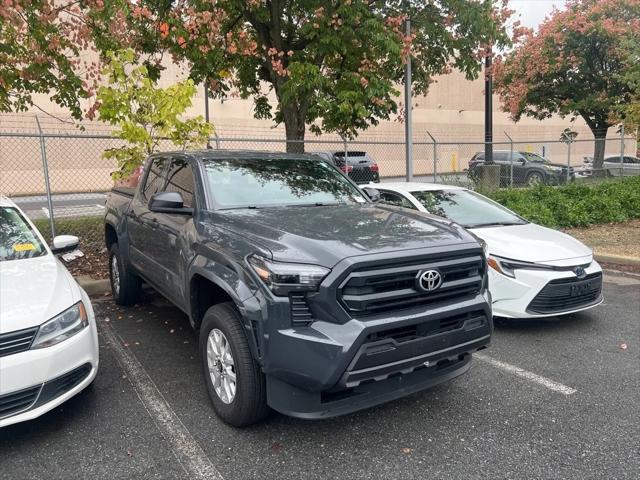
[{"xmin": 468, "ymin": 150, "xmax": 574, "ymax": 187}]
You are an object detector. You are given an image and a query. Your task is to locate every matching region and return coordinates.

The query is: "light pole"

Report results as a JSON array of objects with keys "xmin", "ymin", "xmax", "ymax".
[{"xmin": 484, "ymin": 46, "xmax": 493, "ymax": 164}]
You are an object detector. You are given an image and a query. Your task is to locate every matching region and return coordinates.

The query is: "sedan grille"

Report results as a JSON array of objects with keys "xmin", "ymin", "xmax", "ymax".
[
  {"xmin": 0, "ymin": 327, "xmax": 38, "ymax": 358},
  {"xmin": 527, "ymin": 272, "xmax": 603, "ymax": 314},
  {"xmin": 339, "ymin": 253, "xmax": 484, "ymax": 316}
]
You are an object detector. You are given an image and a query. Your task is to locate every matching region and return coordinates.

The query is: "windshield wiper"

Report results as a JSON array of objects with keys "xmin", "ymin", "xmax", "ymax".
[{"xmin": 465, "ymin": 221, "xmax": 527, "ymax": 228}]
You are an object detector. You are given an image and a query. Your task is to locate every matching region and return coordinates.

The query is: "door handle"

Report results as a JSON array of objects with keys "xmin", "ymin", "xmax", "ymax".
[{"xmin": 148, "ymin": 217, "xmax": 159, "ymax": 228}]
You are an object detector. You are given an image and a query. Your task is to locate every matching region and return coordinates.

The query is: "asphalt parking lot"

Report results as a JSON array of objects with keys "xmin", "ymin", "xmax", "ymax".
[{"xmin": 1, "ymin": 271, "xmax": 638, "ymax": 480}]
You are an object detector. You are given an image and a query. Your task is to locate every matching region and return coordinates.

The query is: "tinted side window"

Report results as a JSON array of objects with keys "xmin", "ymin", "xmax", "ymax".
[
  {"xmin": 142, "ymin": 158, "xmax": 167, "ymax": 200},
  {"xmin": 493, "ymin": 152, "xmax": 509, "ymax": 161},
  {"xmin": 605, "ymin": 156, "xmax": 621, "ymax": 163},
  {"xmin": 165, "ymin": 158, "xmax": 195, "ymax": 208},
  {"xmin": 379, "ymin": 191, "xmax": 415, "ymax": 209}
]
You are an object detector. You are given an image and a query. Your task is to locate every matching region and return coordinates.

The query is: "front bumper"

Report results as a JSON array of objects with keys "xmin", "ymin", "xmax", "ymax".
[
  {"xmin": 0, "ymin": 295, "xmax": 99, "ymax": 428},
  {"xmin": 489, "ymin": 260, "xmax": 603, "ymax": 318},
  {"xmin": 244, "ymin": 291, "xmax": 491, "ymax": 419}
]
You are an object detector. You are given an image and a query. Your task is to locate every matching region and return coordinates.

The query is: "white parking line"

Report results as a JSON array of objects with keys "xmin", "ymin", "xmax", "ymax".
[
  {"xmin": 101, "ymin": 324, "xmax": 223, "ymax": 480},
  {"xmin": 475, "ymin": 353, "xmax": 577, "ymax": 395}
]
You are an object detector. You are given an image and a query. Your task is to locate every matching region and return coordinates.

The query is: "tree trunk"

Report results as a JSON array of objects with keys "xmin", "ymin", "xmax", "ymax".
[
  {"xmin": 591, "ymin": 127, "xmax": 608, "ymax": 177},
  {"xmin": 282, "ymin": 104, "xmax": 306, "ymax": 153}
]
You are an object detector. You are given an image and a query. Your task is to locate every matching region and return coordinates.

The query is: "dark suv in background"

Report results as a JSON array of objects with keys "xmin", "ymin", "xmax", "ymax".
[
  {"xmin": 310, "ymin": 151, "xmax": 380, "ymax": 184},
  {"xmin": 468, "ymin": 150, "xmax": 574, "ymax": 187}
]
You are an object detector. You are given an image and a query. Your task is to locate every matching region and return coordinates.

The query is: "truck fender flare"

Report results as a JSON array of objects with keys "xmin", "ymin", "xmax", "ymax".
[{"xmin": 187, "ymin": 262, "xmax": 263, "ymax": 363}]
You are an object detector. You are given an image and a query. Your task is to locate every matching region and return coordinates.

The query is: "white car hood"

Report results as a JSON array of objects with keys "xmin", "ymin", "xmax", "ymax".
[
  {"xmin": 0, "ymin": 255, "xmax": 79, "ymax": 334},
  {"xmin": 471, "ymin": 223, "xmax": 593, "ymax": 264}
]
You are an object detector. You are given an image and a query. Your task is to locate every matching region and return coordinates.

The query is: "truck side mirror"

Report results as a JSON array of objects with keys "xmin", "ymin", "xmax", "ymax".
[
  {"xmin": 149, "ymin": 192, "xmax": 192, "ymax": 214},
  {"xmin": 362, "ymin": 187, "xmax": 381, "ymax": 202}
]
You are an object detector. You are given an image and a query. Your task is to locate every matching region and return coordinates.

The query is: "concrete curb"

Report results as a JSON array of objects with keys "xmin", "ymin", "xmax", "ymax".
[
  {"xmin": 595, "ymin": 254, "xmax": 640, "ymax": 267},
  {"xmin": 75, "ymin": 275, "xmax": 110, "ymax": 296}
]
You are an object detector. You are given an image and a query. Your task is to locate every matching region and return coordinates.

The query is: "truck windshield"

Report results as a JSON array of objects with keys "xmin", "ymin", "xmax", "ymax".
[
  {"xmin": 202, "ymin": 157, "xmax": 367, "ymax": 208},
  {"xmin": 0, "ymin": 207, "xmax": 47, "ymax": 261},
  {"xmin": 410, "ymin": 189, "xmax": 527, "ymax": 228}
]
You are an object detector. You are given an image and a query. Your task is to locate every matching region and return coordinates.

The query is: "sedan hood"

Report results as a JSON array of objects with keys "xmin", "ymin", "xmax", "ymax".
[
  {"xmin": 210, "ymin": 204, "xmax": 478, "ymax": 268},
  {"xmin": 470, "ymin": 223, "xmax": 592, "ymax": 263},
  {"xmin": 0, "ymin": 255, "xmax": 80, "ymax": 334}
]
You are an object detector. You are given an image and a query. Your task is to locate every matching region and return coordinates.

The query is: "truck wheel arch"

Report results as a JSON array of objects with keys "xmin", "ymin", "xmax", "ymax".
[
  {"xmin": 189, "ymin": 271, "xmax": 263, "ymax": 364},
  {"xmin": 105, "ymin": 223, "xmax": 118, "ymax": 249}
]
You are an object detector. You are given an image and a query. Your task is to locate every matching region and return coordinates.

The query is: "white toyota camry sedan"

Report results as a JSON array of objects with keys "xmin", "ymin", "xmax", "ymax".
[
  {"xmin": 373, "ymin": 183, "xmax": 603, "ymax": 319},
  {"xmin": 0, "ymin": 196, "xmax": 99, "ymax": 428}
]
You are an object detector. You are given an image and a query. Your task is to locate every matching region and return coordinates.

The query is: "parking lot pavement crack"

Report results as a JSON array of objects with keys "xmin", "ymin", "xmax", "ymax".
[{"xmin": 100, "ymin": 323, "xmax": 223, "ymax": 480}]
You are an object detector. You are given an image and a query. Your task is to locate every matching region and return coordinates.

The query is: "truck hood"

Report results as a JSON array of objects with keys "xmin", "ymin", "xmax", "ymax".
[
  {"xmin": 470, "ymin": 223, "xmax": 592, "ymax": 263},
  {"xmin": 0, "ymin": 255, "xmax": 80, "ymax": 334},
  {"xmin": 211, "ymin": 204, "xmax": 477, "ymax": 268}
]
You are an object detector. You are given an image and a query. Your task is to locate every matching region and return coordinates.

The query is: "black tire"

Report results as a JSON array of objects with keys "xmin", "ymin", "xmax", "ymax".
[
  {"xmin": 199, "ymin": 302, "xmax": 269, "ymax": 427},
  {"xmin": 109, "ymin": 243, "xmax": 141, "ymax": 306},
  {"xmin": 525, "ymin": 171, "xmax": 544, "ymax": 187}
]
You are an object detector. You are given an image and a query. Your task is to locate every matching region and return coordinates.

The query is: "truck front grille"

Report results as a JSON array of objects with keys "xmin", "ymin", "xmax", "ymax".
[{"xmin": 339, "ymin": 253, "xmax": 484, "ymax": 316}]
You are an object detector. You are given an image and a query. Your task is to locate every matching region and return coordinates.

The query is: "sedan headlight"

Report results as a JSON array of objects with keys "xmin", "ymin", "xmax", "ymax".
[
  {"xmin": 31, "ymin": 302, "xmax": 89, "ymax": 349},
  {"xmin": 487, "ymin": 255, "xmax": 556, "ymax": 278},
  {"xmin": 545, "ymin": 165, "xmax": 563, "ymax": 172},
  {"xmin": 248, "ymin": 254, "xmax": 330, "ymax": 296}
]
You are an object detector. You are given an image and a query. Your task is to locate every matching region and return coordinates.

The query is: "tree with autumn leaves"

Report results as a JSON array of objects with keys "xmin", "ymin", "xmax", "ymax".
[
  {"xmin": 87, "ymin": 0, "xmax": 514, "ymax": 152},
  {"xmin": 494, "ymin": 0, "xmax": 640, "ymax": 172},
  {"xmin": 2, "ymin": 1, "xmax": 513, "ymax": 154}
]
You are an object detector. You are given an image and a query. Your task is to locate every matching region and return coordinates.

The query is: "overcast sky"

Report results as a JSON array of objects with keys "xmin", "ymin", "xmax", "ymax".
[{"xmin": 509, "ymin": 0, "xmax": 568, "ymax": 30}]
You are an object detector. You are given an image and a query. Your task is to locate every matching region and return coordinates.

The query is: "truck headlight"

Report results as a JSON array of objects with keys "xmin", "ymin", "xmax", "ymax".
[
  {"xmin": 31, "ymin": 302, "xmax": 89, "ymax": 349},
  {"xmin": 248, "ymin": 255, "xmax": 330, "ymax": 296}
]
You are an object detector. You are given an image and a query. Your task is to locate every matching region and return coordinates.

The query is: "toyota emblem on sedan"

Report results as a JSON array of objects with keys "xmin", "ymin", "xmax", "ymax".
[{"xmin": 417, "ymin": 269, "xmax": 443, "ymax": 292}]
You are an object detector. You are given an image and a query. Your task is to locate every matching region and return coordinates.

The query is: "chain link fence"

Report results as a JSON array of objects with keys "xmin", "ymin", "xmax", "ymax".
[{"xmin": 0, "ymin": 118, "xmax": 636, "ymax": 277}]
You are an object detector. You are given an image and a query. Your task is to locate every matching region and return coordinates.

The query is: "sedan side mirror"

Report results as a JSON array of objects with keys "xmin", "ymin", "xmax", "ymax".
[
  {"xmin": 51, "ymin": 235, "xmax": 79, "ymax": 255},
  {"xmin": 149, "ymin": 192, "xmax": 193, "ymax": 214},
  {"xmin": 362, "ymin": 186, "xmax": 381, "ymax": 202}
]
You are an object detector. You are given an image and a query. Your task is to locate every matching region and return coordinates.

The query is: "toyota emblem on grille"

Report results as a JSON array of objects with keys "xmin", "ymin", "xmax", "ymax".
[
  {"xmin": 417, "ymin": 269, "xmax": 443, "ymax": 292},
  {"xmin": 574, "ymin": 266, "xmax": 586, "ymax": 279}
]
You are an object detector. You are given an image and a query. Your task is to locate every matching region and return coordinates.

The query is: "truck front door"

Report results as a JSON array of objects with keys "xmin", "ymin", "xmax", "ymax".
[{"xmin": 128, "ymin": 157, "xmax": 169, "ymax": 287}]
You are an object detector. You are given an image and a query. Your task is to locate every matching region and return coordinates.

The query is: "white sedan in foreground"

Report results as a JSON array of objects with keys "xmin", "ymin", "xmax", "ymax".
[
  {"xmin": 0, "ymin": 196, "xmax": 99, "ymax": 428},
  {"xmin": 373, "ymin": 183, "xmax": 603, "ymax": 318}
]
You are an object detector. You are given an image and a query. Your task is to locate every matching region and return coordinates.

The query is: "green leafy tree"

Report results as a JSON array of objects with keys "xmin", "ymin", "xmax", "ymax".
[
  {"xmin": 494, "ymin": 0, "xmax": 640, "ymax": 173},
  {"xmin": 97, "ymin": 49, "xmax": 213, "ymax": 178},
  {"xmin": 87, "ymin": 1, "xmax": 512, "ymax": 152}
]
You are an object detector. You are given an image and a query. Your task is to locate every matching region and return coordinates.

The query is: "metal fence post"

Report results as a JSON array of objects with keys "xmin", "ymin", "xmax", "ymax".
[
  {"xmin": 427, "ymin": 131, "xmax": 437, "ymax": 183},
  {"xmin": 34, "ymin": 115, "xmax": 56, "ymax": 238},
  {"xmin": 567, "ymin": 140, "xmax": 572, "ymax": 183},
  {"xmin": 504, "ymin": 131, "xmax": 514, "ymax": 188},
  {"xmin": 620, "ymin": 125, "xmax": 625, "ymax": 177}
]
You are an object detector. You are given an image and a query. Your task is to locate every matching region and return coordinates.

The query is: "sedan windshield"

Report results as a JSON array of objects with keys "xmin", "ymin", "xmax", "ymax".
[
  {"xmin": 202, "ymin": 157, "xmax": 367, "ymax": 208},
  {"xmin": 0, "ymin": 207, "xmax": 47, "ymax": 261},
  {"xmin": 410, "ymin": 190, "xmax": 527, "ymax": 228}
]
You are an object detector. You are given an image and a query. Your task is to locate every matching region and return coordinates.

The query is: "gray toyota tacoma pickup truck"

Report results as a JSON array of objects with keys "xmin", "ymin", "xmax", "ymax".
[{"xmin": 104, "ymin": 151, "xmax": 492, "ymax": 427}]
